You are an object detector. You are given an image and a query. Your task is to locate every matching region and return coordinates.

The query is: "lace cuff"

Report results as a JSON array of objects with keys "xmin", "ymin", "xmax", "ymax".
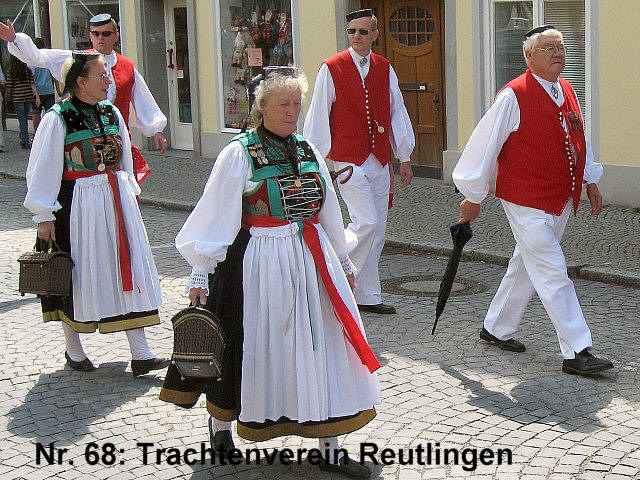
[
  {"xmin": 33, "ymin": 212, "xmax": 56, "ymax": 224},
  {"xmin": 185, "ymin": 267, "xmax": 210, "ymax": 295},
  {"xmin": 339, "ymin": 255, "xmax": 357, "ymax": 275}
]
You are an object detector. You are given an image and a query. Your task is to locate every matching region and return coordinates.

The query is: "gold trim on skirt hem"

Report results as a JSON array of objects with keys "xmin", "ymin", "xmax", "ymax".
[
  {"xmin": 158, "ymin": 386, "xmax": 204, "ymax": 406},
  {"xmin": 42, "ymin": 309, "xmax": 160, "ymax": 333},
  {"xmin": 237, "ymin": 408, "xmax": 376, "ymax": 441},
  {"xmin": 207, "ymin": 401, "xmax": 239, "ymax": 422}
]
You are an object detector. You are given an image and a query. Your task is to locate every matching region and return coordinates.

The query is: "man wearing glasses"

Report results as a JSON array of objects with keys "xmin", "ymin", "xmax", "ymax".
[
  {"xmin": 0, "ymin": 14, "xmax": 168, "ymax": 182},
  {"xmin": 304, "ymin": 9, "xmax": 415, "ymax": 316},
  {"xmin": 453, "ymin": 26, "xmax": 613, "ymax": 377}
]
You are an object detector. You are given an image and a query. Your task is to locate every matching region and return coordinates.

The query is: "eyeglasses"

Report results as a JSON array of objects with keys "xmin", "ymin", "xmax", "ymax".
[
  {"xmin": 535, "ymin": 45, "xmax": 568, "ymax": 54},
  {"xmin": 81, "ymin": 73, "xmax": 110, "ymax": 79},
  {"xmin": 90, "ymin": 31, "xmax": 115, "ymax": 38},
  {"xmin": 347, "ymin": 28, "xmax": 370, "ymax": 35}
]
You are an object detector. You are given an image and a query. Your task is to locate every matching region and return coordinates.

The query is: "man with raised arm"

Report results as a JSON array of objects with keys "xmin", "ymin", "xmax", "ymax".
[{"xmin": 0, "ymin": 14, "xmax": 168, "ymax": 182}]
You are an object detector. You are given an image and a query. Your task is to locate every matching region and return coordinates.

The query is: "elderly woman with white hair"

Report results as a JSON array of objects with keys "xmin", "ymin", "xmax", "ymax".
[
  {"xmin": 160, "ymin": 67, "xmax": 380, "ymax": 479},
  {"xmin": 23, "ymin": 51, "xmax": 168, "ymax": 376}
]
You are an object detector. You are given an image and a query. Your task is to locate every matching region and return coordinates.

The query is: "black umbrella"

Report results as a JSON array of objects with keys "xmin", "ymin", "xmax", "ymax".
[{"xmin": 432, "ymin": 221, "xmax": 473, "ymax": 335}]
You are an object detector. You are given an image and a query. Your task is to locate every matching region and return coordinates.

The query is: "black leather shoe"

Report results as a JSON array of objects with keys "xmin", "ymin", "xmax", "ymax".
[
  {"xmin": 65, "ymin": 352, "xmax": 96, "ymax": 372},
  {"xmin": 131, "ymin": 357, "xmax": 170, "ymax": 376},
  {"xmin": 357, "ymin": 303, "xmax": 396, "ymax": 314},
  {"xmin": 562, "ymin": 348, "xmax": 613, "ymax": 376},
  {"xmin": 319, "ymin": 454, "xmax": 371, "ymax": 479},
  {"xmin": 480, "ymin": 327, "xmax": 526, "ymax": 352}
]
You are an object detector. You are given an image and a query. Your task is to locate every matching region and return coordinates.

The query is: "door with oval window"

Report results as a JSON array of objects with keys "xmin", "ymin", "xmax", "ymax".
[{"xmin": 364, "ymin": 0, "xmax": 445, "ymax": 175}]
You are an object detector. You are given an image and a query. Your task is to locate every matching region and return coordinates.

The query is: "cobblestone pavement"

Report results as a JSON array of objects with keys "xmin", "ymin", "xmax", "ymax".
[
  {"xmin": 1, "ymin": 177, "xmax": 639, "ymax": 480},
  {"xmin": 1, "ymin": 131, "xmax": 639, "ymax": 288}
]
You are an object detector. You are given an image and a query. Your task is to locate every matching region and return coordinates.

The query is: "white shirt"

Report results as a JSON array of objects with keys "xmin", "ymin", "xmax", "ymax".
[
  {"xmin": 24, "ymin": 106, "xmax": 140, "ymax": 224},
  {"xmin": 453, "ymin": 73, "xmax": 603, "ymax": 204},
  {"xmin": 8, "ymin": 33, "xmax": 167, "ymax": 137},
  {"xmin": 303, "ymin": 47, "xmax": 415, "ymax": 163}
]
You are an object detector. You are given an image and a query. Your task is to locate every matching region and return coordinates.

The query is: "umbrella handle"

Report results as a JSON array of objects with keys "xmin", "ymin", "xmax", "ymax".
[{"xmin": 330, "ymin": 165, "xmax": 354, "ymax": 184}]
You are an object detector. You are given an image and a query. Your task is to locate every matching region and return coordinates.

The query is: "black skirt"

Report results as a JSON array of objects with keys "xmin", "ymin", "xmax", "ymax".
[{"xmin": 159, "ymin": 228, "xmax": 250, "ymax": 420}]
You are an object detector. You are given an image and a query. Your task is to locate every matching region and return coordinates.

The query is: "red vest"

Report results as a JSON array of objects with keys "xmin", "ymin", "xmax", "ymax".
[
  {"xmin": 495, "ymin": 70, "xmax": 586, "ymax": 215},
  {"xmin": 325, "ymin": 50, "xmax": 391, "ymax": 165},
  {"xmin": 111, "ymin": 53, "xmax": 135, "ymax": 128}
]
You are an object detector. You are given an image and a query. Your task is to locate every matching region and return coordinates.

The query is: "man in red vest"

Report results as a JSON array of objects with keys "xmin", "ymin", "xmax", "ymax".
[
  {"xmin": 453, "ymin": 25, "xmax": 612, "ymax": 377},
  {"xmin": 304, "ymin": 9, "xmax": 415, "ymax": 316},
  {"xmin": 0, "ymin": 14, "xmax": 168, "ymax": 183}
]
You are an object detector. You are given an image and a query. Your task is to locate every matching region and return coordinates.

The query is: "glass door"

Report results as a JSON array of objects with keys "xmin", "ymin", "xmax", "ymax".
[{"xmin": 165, "ymin": 0, "xmax": 193, "ymax": 150}]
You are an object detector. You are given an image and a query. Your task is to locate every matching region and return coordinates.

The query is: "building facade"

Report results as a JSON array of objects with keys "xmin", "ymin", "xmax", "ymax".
[{"xmin": 3, "ymin": 0, "xmax": 639, "ymax": 206}]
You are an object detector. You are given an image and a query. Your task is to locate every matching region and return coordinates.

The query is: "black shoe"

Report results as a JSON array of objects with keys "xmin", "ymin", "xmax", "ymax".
[
  {"xmin": 65, "ymin": 352, "xmax": 96, "ymax": 372},
  {"xmin": 480, "ymin": 327, "xmax": 526, "ymax": 352},
  {"xmin": 357, "ymin": 303, "xmax": 396, "ymax": 314},
  {"xmin": 131, "ymin": 357, "xmax": 170, "ymax": 376},
  {"xmin": 208, "ymin": 417, "xmax": 236, "ymax": 462},
  {"xmin": 562, "ymin": 348, "xmax": 613, "ymax": 376},
  {"xmin": 319, "ymin": 454, "xmax": 371, "ymax": 479}
]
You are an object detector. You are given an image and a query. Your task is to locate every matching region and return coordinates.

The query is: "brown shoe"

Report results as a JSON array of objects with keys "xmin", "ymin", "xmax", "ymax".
[
  {"xmin": 480, "ymin": 328, "xmax": 526, "ymax": 352},
  {"xmin": 357, "ymin": 303, "xmax": 396, "ymax": 314}
]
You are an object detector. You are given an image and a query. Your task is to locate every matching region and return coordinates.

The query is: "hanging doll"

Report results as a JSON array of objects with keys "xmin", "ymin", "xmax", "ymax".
[
  {"xmin": 250, "ymin": 10, "xmax": 262, "ymax": 48},
  {"xmin": 226, "ymin": 87, "xmax": 238, "ymax": 116},
  {"xmin": 260, "ymin": 9, "xmax": 275, "ymax": 65},
  {"xmin": 231, "ymin": 27, "xmax": 246, "ymax": 67},
  {"xmin": 270, "ymin": 12, "xmax": 290, "ymax": 65}
]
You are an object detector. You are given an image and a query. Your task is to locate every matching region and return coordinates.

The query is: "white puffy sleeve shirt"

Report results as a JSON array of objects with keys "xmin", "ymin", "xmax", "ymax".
[
  {"xmin": 176, "ymin": 140, "xmax": 356, "ymax": 293},
  {"xmin": 453, "ymin": 75, "xmax": 603, "ymax": 204},
  {"xmin": 24, "ymin": 105, "xmax": 140, "ymax": 223},
  {"xmin": 9, "ymin": 33, "xmax": 167, "ymax": 137},
  {"xmin": 303, "ymin": 48, "xmax": 415, "ymax": 163}
]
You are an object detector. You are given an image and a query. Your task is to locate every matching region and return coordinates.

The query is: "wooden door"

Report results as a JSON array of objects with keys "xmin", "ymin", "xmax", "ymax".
[{"xmin": 364, "ymin": 0, "xmax": 445, "ymax": 174}]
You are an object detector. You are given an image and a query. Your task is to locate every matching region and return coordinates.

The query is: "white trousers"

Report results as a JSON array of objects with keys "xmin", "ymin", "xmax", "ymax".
[
  {"xmin": 334, "ymin": 155, "xmax": 390, "ymax": 305},
  {"xmin": 484, "ymin": 200, "xmax": 593, "ymax": 359}
]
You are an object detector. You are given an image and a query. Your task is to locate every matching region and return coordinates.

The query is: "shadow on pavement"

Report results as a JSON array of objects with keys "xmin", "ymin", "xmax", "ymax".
[
  {"xmin": 6, "ymin": 362, "xmax": 163, "ymax": 446},
  {"xmin": 439, "ymin": 363, "xmax": 612, "ymax": 433}
]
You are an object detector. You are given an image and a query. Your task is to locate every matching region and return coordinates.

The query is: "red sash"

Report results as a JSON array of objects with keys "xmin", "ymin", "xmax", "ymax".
[
  {"xmin": 242, "ymin": 212, "xmax": 380, "ymax": 373},
  {"xmin": 63, "ymin": 169, "xmax": 133, "ymax": 292}
]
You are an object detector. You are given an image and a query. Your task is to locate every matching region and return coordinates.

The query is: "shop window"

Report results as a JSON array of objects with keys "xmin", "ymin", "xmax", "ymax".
[
  {"xmin": 218, "ymin": 0, "xmax": 294, "ymax": 130},
  {"xmin": 490, "ymin": 0, "xmax": 585, "ymax": 108},
  {"xmin": 0, "ymin": 0, "xmax": 50, "ymax": 120},
  {"xmin": 65, "ymin": 0, "xmax": 119, "ymax": 51}
]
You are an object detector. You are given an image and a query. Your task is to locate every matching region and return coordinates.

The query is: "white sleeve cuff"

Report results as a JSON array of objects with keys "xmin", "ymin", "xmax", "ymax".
[
  {"xmin": 339, "ymin": 255, "xmax": 357, "ymax": 275},
  {"xmin": 185, "ymin": 267, "xmax": 211, "ymax": 295},
  {"xmin": 33, "ymin": 213, "xmax": 56, "ymax": 223}
]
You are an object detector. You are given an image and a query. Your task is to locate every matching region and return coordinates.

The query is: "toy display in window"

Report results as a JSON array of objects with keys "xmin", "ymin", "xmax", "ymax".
[{"xmin": 270, "ymin": 12, "xmax": 292, "ymax": 66}]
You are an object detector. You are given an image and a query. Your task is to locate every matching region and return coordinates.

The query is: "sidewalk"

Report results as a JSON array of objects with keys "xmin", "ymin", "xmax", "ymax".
[{"xmin": 1, "ymin": 129, "xmax": 638, "ymax": 288}]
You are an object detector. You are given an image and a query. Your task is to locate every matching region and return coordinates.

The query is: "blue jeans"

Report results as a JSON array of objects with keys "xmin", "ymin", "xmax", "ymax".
[{"xmin": 14, "ymin": 101, "xmax": 31, "ymax": 145}]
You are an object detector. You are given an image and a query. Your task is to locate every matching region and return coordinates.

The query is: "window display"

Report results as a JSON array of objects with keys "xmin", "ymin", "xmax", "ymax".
[
  {"xmin": 219, "ymin": 0, "xmax": 294, "ymax": 130},
  {"xmin": 65, "ymin": 0, "xmax": 119, "ymax": 50}
]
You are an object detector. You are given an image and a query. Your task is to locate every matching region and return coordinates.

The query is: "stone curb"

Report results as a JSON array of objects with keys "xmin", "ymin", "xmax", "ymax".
[{"xmin": 3, "ymin": 169, "xmax": 638, "ymax": 289}]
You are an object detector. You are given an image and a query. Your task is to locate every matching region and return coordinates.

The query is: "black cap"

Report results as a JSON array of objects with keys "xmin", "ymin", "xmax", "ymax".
[
  {"xmin": 63, "ymin": 51, "xmax": 101, "ymax": 95},
  {"xmin": 525, "ymin": 24, "xmax": 556, "ymax": 39},
  {"xmin": 90, "ymin": 13, "xmax": 113, "ymax": 27},
  {"xmin": 346, "ymin": 8, "xmax": 373, "ymax": 22}
]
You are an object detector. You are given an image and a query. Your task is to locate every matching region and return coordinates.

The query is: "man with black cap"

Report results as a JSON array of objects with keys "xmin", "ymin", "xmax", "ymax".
[
  {"xmin": 0, "ymin": 14, "xmax": 167, "ymax": 182},
  {"xmin": 304, "ymin": 8, "xmax": 415, "ymax": 315},
  {"xmin": 452, "ymin": 26, "xmax": 613, "ymax": 376}
]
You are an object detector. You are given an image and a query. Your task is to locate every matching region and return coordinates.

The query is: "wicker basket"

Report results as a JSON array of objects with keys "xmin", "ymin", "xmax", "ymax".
[
  {"xmin": 170, "ymin": 304, "xmax": 226, "ymax": 380},
  {"xmin": 18, "ymin": 241, "xmax": 74, "ymax": 297}
]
